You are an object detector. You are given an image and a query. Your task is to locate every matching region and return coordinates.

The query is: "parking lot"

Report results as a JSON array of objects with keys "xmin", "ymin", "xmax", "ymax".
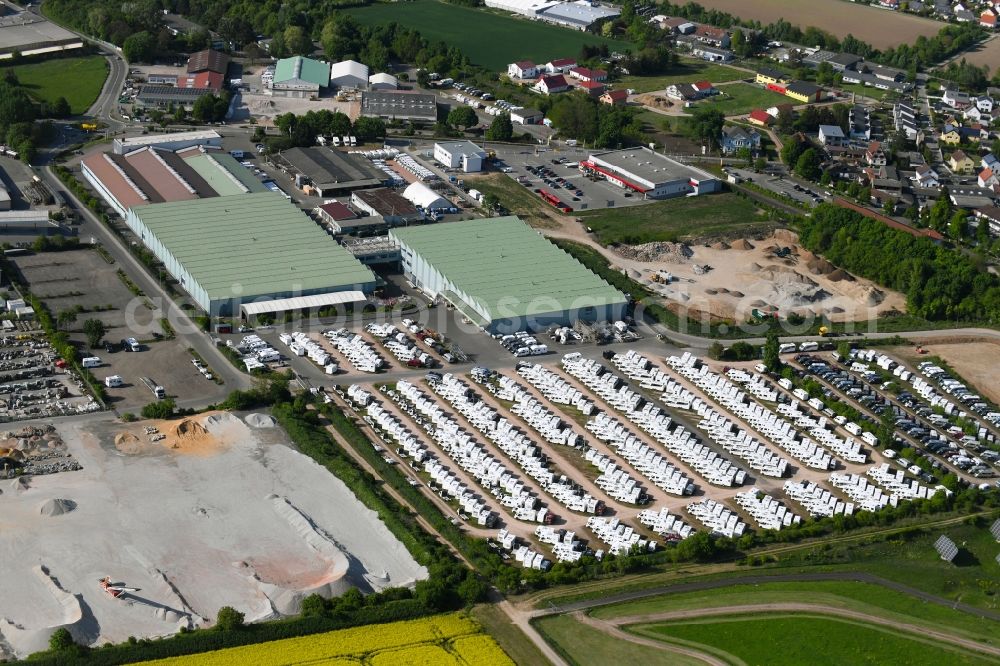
[
  {"xmin": 728, "ymin": 166, "xmax": 831, "ymax": 208},
  {"xmin": 11, "ymin": 249, "xmax": 225, "ymax": 411},
  {"xmin": 490, "ymin": 144, "xmax": 658, "ymax": 212}
]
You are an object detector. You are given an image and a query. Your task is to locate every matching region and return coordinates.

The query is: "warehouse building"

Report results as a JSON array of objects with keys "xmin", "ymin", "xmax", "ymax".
[
  {"xmin": 361, "ymin": 91, "xmax": 438, "ymax": 123},
  {"xmin": 484, "ymin": 0, "xmax": 558, "ymax": 18},
  {"xmin": 433, "ymin": 141, "xmax": 487, "ymax": 172},
  {"xmin": 537, "ymin": 0, "xmax": 619, "ymax": 30},
  {"xmin": 82, "ymin": 145, "xmax": 264, "ymax": 217},
  {"xmin": 0, "ymin": 175, "xmax": 9, "ymax": 211},
  {"xmin": 0, "ymin": 210, "xmax": 52, "ymax": 233},
  {"xmin": 0, "ymin": 10, "xmax": 82, "ymax": 59},
  {"xmin": 368, "ymin": 72, "xmax": 398, "ymax": 90},
  {"xmin": 351, "ymin": 188, "xmax": 423, "ymax": 225},
  {"xmin": 272, "ymin": 147, "xmax": 388, "ymax": 196},
  {"xmin": 582, "ymin": 147, "xmax": 721, "ymax": 199},
  {"xmin": 187, "ymin": 49, "xmax": 229, "ymax": 75},
  {"xmin": 271, "ymin": 56, "xmax": 330, "ymax": 98},
  {"xmin": 135, "ymin": 85, "xmax": 214, "ymax": 108},
  {"xmin": 391, "ymin": 216, "xmax": 627, "ymax": 332},
  {"xmin": 330, "ymin": 60, "xmax": 369, "ymax": 89},
  {"xmin": 125, "ymin": 192, "xmax": 376, "ymax": 315},
  {"xmin": 113, "ymin": 130, "xmax": 222, "ymax": 155}
]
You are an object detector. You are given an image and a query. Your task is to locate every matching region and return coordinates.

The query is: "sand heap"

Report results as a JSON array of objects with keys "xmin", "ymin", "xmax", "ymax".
[
  {"xmin": 245, "ymin": 413, "xmax": 277, "ymax": 429},
  {"xmin": 733, "ymin": 239, "xmax": 755, "ymax": 250},
  {"xmin": 616, "ymin": 241, "xmax": 693, "ymax": 263},
  {"xmin": 39, "ymin": 499, "xmax": 76, "ymax": 517},
  {"xmin": 114, "ymin": 432, "xmax": 144, "ymax": 455}
]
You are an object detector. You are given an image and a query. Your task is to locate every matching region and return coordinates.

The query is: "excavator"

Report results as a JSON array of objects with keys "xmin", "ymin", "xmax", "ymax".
[{"xmin": 99, "ymin": 577, "xmax": 138, "ymax": 600}]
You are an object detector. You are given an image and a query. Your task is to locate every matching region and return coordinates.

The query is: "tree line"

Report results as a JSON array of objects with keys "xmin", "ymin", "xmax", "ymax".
[
  {"xmin": 0, "ymin": 69, "xmax": 73, "ymax": 163},
  {"xmin": 799, "ymin": 205, "xmax": 1000, "ymax": 323}
]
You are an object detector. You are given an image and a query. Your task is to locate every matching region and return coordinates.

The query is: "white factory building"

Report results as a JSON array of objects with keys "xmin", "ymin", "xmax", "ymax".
[
  {"xmin": 402, "ymin": 182, "xmax": 451, "ymax": 211},
  {"xmin": 582, "ymin": 147, "xmax": 721, "ymax": 199},
  {"xmin": 433, "ymin": 141, "xmax": 487, "ymax": 172},
  {"xmin": 112, "ymin": 130, "xmax": 222, "ymax": 155},
  {"xmin": 330, "ymin": 60, "xmax": 370, "ymax": 89}
]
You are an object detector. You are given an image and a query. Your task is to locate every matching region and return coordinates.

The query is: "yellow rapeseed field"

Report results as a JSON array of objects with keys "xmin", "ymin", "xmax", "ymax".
[{"xmin": 139, "ymin": 613, "xmax": 514, "ymax": 666}]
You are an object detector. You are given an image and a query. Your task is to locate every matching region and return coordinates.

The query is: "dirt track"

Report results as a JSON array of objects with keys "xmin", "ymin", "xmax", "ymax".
[
  {"xmin": 587, "ymin": 602, "xmax": 1000, "ymax": 660},
  {"xmin": 574, "ymin": 611, "xmax": 728, "ymax": 666}
]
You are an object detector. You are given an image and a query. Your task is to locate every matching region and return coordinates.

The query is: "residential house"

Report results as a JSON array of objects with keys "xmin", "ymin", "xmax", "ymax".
[
  {"xmin": 578, "ymin": 80, "xmax": 606, "ymax": 97},
  {"xmin": 942, "ymin": 89, "xmax": 972, "ymax": 110},
  {"xmin": 600, "ymin": 90, "xmax": 629, "ymax": 106},
  {"xmin": 983, "ymin": 153, "xmax": 1000, "ymax": 171},
  {"xmin": 657, "ymin": 16, "xmax": 696, "ymax": 33},
  {"xmin": 850, "ymin": 105, "xmax": 871, "ymax": 140},
  {"xmin": 981, "ymin": 9, "xmax": 998, "ymax": 28},
  {"xmin": 980, "ymin": 167, "xmax": 999, "ymax": 188},
  {"xmin": 535, "ymin": 74, "xmax": 570, "ymax": 95},
  {"xmin": 544, "ymin": 58, "xmax": 577, "ymax": 73},
  {"xmin": 748, "ymin": 109, "xmax": 773, "ymax": 126},
  {"xmin": 720, "ymin": 126, "xmax": 761, "ymax": 154},
  {"xmin": 818, "ymin": 124, "xmax": 846, "ymax": 146},
  {"xmin": 965, "ymin": 105, "xmax": 992, "ymax": 125},
  {"xmin": 866, "ymin": 141, "xmax": 887, "ymax": 166},
  {"xmin": 694, "ymin": 24, "xmax": 731, "ymax": 48},
  {"xmin": 508, "ymin": 61, "xmax": 538, "ymax": 79},
  {"xmin": 878, "ymin": 0, "xmax": 900, "ymax": 9},
  {"xmin": 955, "ymin": 8, "xmax": 976, "ymax": 22},
  {"xmin": 510, "ymin": 108, "xmax": 544, "ymax": 124},
  {"xmin": 569, "ymin": 67, "xmax": 608, "ymax": 83},
  {"xmin": 976, "ymin": 96, "xmax": 995, "ymax": 113},
  {"xmin": 914, "ymin": 165, "xmax": 940, "ymax": 187},
  {"xmin": 767, "ymin": 103, "xmax": 794, "ymax": 118},
  {"xmin": 691, "ymin": 80, "xmax": 716, "ymax": 96},
  {"xmin": 756, "ymin": 68, "xmax": 792, "ymax": 86},
  {"xmin": 666, "ymin": 83, "xmax": 699, "ymax": 100},
  {"xmin": 940, "ymin": 126, "xmax": 963, "ymax": 145},
  {"xmin": 973, "ymin": 206, "xmax": 1000, "ymax": 235},
  {"xmin": 949, "ymin": 149, "xmax": 976, "ymax": 174}
]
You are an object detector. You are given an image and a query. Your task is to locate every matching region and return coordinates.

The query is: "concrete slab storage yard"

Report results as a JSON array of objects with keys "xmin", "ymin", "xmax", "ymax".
[
  {"xmin": 390, "ymin": 216, "xmax": 627, "ymax": 332},
  {"xmin": 125, "ymin": 192, "xmax": 376, "ymax": 314}
]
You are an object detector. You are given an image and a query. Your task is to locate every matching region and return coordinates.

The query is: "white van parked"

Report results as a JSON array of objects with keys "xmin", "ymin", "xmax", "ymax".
[
  {"xmin": 104, "ymin": 374, "xmax": 123, "ymax": 388},
  {"xmin": 81, "ymin": 357, "xmax": 102, "ymax": 368}
]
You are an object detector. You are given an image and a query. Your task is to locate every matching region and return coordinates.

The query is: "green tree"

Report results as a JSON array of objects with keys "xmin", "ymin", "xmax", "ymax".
[
  {"xmin": 122, "ymin": 31, "xmax": 155, "ymax": 63},
  {"xmin": 707, "ymin": 341, "xmax": 724, "ymax": 359},
  {"xmin": 763, "ymin": 329, "xmax": 781, "ymax": 373},
  {"xmin": 83, "ymin": 318, "xmax": 106, "ymax": 348},
  {"xmin": 141, "ymin": 398, "xmax": 176, "ymax": 420},
  {"xmin": 53, "ymin": 96, "xmax": 71, "ymax": 118},
  {"xmin": 485, "ymin": 113, "xmax": 513, "ymax": 141},
  {"xmin": 283, "ymin": 26, "xmax": 314, "ymax": 56},
  {"xmin": 56, "ymin": 309, "xmax": 77, "ymax": 331},
  {"xmin": 753, "ymin": 156, "xmax": 767, "ymax": 172},
  {"xmin": 49, "ymin": 628, "xmax": 75, "ymax": 651},
  {"xmin": 687, "ymin": 107, "xmax": 725, "ymax": 150},
  {"xmin": 447, "ymin": 106, "xmax": 478, "ymax": 130},
  {"xmin": 878, "ymin": 405, "xmax": 896, "ymax": 448},
  {"xmin": 192, "ymin": 94, "xmax": 217, "ymax": 123},
  {"xmin": 352, "ymin": 116, "xmax": 385, "ymax": 142},
  {"xmin": 457, "ymin": 573, "xmax": 490, "ymax": 605},
  {"xmin": 215, "ymin": 606, "xmax": 245, "ymax": 630},
  {"xmin": 948, "ymin": 210, "xmax": 967, "ymax": 239},
  {"xmin": 794, "ymin": 147, "xmax": 822, "ymax": 180},
  {"xmin": 300, "ymin": 593, "xmax": 327, "ymax": 617}
]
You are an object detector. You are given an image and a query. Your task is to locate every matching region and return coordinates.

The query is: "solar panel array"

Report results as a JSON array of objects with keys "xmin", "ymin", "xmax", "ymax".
[
  {"xmin": 934, "ymin": 534, "xmax": 958, "ymax": 563},
  {"xmin": 990, "ymin": 518, "xmax": 1000, "ymax": 542}
]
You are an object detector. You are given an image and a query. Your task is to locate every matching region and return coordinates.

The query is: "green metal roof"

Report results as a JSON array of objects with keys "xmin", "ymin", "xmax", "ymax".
[
  {"xmin": 273, "ymin": 56, "xmax": 329, "ymax": 87},
  {"xmin": 183, "ymin": 153, "xmax": 266, "ymax": 196},
  {"xmin": 133, "ymin": 192, "xmax": 375, "ymax": 300},
  {"xmin": 391, "ymin": 217, "xmax": 627, "ymax": 321}
]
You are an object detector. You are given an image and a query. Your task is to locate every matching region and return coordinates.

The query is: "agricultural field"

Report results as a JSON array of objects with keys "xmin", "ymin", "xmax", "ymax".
[
  {"xmin": 577, "ymin": 191, "xmax": 775, "ymax": 244},
  {"xmin": 637, "ymin": 614, "xmax": 996, "ymax": 665},
  {"xmin": 688, "ymin": 82, "xmax": 790, "ymax": 117},
  {"xmin": 346, "ymin": 0, "xmax": 632, "ymax": 71},
  {"xmin": 618, "ymin": 60, "xmax": 748, "ymax": 93},
  {"xmin": 139, "ymin": 613, "xmax": 514, "ymax": 665},
  {"xmin": 692, "ymin": 0, "xmax": 944, "ymax": 49},
  {"xmin": 0, "ymin": 55, "xmax": 108, "ymax": 114},
  {"xmin": 953, "ymin": 34, "xmax": 1000, "ymax": 76}
]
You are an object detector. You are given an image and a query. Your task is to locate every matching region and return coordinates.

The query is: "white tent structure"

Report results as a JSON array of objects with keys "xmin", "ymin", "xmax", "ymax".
[
  {"xmin": 402, "ymin": 182, "xmax": 450, "ymax": 211},
  {"xmin": 368, "ymin": 72, "xmax": 398, "ymax": 90},
  {"xmin": 330, "ymin": 60, "xmax": 369, "ymax": 89}
]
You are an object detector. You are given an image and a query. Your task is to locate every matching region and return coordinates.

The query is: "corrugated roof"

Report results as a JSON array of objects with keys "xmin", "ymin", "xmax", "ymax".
[
  {"xmin": 183, "ymin": 153, "xmax": 266, "ymax": 196},
  {"xmin": 187, "ymin": 49, "xmax": 229, "ymax": 74},
  {"xmin": 390, "ymin": 217, "xmax": 626, "ymax": 321},
  {"xmin": 273, "ymin": 56, "xmax": 330, "ymax": 87},
  {"xmin": 131, "ymin": 193, "xmax": 376, "ymax": 300}
]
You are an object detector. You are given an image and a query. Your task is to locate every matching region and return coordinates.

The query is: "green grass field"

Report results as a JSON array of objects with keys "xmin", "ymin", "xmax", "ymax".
[
  {"xmin": 464, "ymin": 173, "xmax": 561, "ymax": 228},
  {"xmin": 0, "ymin": 55, "xmax": 107, "ymax": 115},
  {"xmin": 590, "ymin": 579, "xmax": 1000, "ymax": 644},
  {"xmin": 577, "ymin": 191, "xmax": 774, "ymax": 244},
  {"xmin": 346, "ymin": 0, "xmax": 632, "ymax": 70},
  {"xmin": 686, "ymin": 82, "xmax": 790, "ymax": 116},
  {"xmin": 535, "ymin": 614, "xmax": 704, "ymax": 666},
  {"xmin": 617, "ymin": 60, "xmax": 748, "ymax": 93},
  {"xmin": 636, "ymin": 614, "xmax": 996, "ymax": 666}
]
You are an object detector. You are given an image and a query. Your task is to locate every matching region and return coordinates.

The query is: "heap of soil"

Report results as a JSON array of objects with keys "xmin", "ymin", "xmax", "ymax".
[
  {"xmin": 828, "ymin": 268, "xmax": 854, "ymax": 282},
  {"xmin": 114, "ymin": 432, "xmax": 145, "ymax": 455},
  {"xmin": 730, "ymin": 291, "xmax": 745, "ymax": 298},
  {"xmin": 733, "ymin": 239, "xmax": 755, "ymax": 250},
  {"xmin": 806, "ymin": 257, "xmax": 837, "ymax": 275},
  {"xmin": 710, "ymin": 241, "xmax": 730, "ymax": 250},
  {"xmin": 40, "ymin": 498, "xmax": 76, "ymax": 517}
]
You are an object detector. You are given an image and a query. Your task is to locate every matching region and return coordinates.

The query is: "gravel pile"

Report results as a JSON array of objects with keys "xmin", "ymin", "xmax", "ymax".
[{"xmin": 617, "ymin": 242, "xmax": 693, "ymax": 263}]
